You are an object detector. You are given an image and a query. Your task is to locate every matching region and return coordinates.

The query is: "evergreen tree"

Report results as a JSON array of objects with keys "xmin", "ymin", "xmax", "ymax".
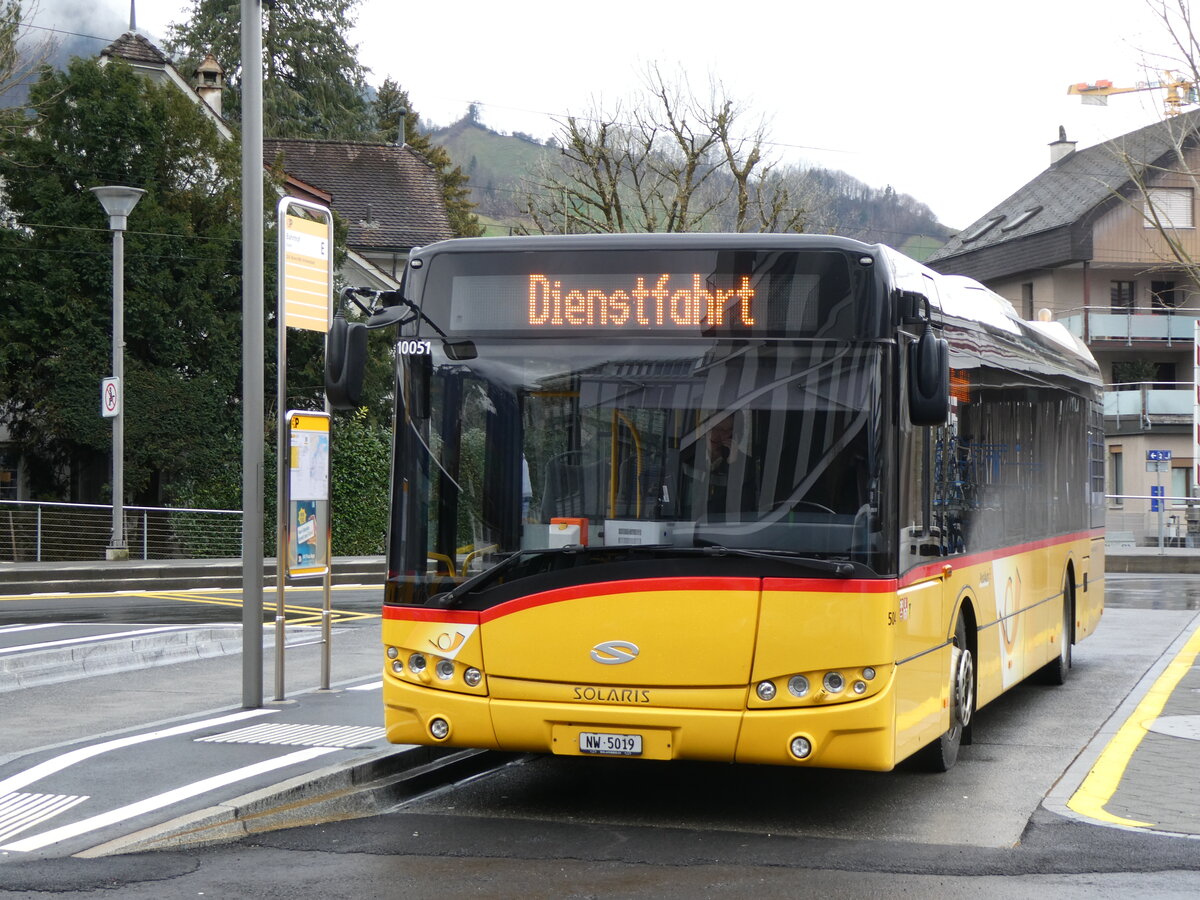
[
  {"xmin": 373, "ymin": 78, "xmax": 483, "ymax": 238},
  {"xmin": 165, "ymin": 0, "xmax": 374, "ymax": 139},
  {"xmin": 0, "ymin": 58, "xmax": 243, "ymax": 502}
]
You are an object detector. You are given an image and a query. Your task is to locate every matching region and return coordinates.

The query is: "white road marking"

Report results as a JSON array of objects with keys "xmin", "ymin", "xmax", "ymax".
[
  {"xmin": 0, "ymin": 624, "xmax": 61, "ymax": 634},
  {"xmin": 0, "ymin": 709, "xmax": 276, "ymax": 797},
  {"xmin": 198, "ymin": 723, "xmax": 385, "ymax": 747},
  {"xmin": 1, "ymin": 746, "xmax": 338, "ymax": 852},
  {"xmin": 0, "ymin": 793, "xmax": 88, "ymax": 842},
  {"xmin": 348, "ymin": 681, "xmax": 382, "ymax": 691}
]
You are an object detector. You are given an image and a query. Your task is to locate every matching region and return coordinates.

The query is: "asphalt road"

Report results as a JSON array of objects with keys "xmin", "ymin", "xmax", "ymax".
[{"xmin": 1, "ymin": 575, "xmax": 1200, "ymax": 896}]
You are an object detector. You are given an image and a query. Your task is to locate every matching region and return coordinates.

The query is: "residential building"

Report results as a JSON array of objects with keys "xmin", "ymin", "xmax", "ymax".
[
  {"xmin": 928, "ymin": 113, "xmax": 1200, "ymax": 544},
  {"xmin": 263, "ymin": 138, "xmax": 456, "ymax": 291}
]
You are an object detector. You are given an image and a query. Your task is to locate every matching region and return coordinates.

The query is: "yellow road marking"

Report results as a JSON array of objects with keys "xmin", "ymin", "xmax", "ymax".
[
  {"xmin": 1067, "ymin": 620, "xmax": 1200, "ymax": 828},
  {"xmin": 0, "ymin": 588, "xmax": 379, "ymax": 623},
  {"xmin": 147, "ymin": 591, "xmax": 379, "ymax": 623}
]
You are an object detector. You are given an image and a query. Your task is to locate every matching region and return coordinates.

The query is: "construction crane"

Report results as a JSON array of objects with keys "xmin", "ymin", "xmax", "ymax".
[{"xmin": 1068, "ymin": 70, "xmax": 1199, "ymax": 116}]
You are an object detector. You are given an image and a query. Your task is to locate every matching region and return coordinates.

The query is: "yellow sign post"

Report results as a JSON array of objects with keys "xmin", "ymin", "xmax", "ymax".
[
  {"xmin": 275, "ymin": 198, "xmax": 335, "ymax": 699},
  {"xmin": 282, "ymin": 213, "xmax": 331, "ymax": 332},
  {"xmin": 287, "ymin": 410, "xmax": 331, "ymax": 578}
]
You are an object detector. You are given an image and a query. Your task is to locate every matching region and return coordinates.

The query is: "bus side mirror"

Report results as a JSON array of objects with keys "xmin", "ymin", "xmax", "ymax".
[
  {"xmin": 326, "ymin": 313, "xmax": 368, "ymax": 410},
  {"xmin": 908, "ymin": 328, "xmax": 949, "ymax": 425}
]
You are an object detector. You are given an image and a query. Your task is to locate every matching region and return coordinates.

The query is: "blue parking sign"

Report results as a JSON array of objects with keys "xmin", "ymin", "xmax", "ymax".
[{"xmin": 1151, "ymin": 484, "xmax": 1165, "ymax": 511}]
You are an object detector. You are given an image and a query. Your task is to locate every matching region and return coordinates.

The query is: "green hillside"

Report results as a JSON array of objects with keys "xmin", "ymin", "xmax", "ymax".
[
  {"xmin": 431, "ymin": 117, "xmax": 950, "ymax": 252},
  {"xmin": 430, "ymin": 117, "xmax": 553, "ymax": 227}
]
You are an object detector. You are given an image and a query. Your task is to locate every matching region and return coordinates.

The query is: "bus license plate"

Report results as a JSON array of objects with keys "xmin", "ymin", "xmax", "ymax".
[{"xmin": 578, "ymin": 731, "xmax": 642, "ymax": 756}]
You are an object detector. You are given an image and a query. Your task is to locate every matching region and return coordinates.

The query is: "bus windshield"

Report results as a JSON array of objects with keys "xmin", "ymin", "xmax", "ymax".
[{"xmin": 399, "ymin": 337, "xmax": 894, "ymax": 598}]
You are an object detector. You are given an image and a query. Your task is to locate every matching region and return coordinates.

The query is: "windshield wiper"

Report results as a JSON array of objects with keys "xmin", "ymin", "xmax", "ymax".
[
  {"xmin": 691, "ymin": 544, "xmax": 857, "ymax": 577},
  {"xmin": 428, "ymin": 546, "xmax": 584, "ymax": 607}
]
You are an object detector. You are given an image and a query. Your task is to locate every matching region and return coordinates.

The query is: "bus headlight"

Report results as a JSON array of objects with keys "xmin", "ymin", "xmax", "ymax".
[
  {"xmin": 756, "ymin": 681, "xmax": 777, "ymax": 701},
  {"xmin": 823, "ymin": 671, "xmax": 845, "ymax": 693},
  {"xmin": 391, "ymin": 660, "xmax": 404, "ymax": 675},
  {"xmin": 435, "ymin": 659, "xmax": 455, "ymax": 681},
  {"xmin": 429, "ymin": 718, "xmax": 450, "ymax": 740},
  {"xmin": 408, "ymin": 653, "xmax": 427, "ymax": 673},
  {"xmin": 463, "ymin": 667, "xmax": 483, "ymax": 687},
  {"xmin": 790, "ymin": 736, "xmax": 813, "ymax": 759},
  {"xmin": 787, "ymin": 675, "xmax": 810, "ymax": 698}
]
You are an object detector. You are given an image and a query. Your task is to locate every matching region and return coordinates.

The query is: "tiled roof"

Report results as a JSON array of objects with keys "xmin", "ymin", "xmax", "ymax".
[
  {"xmin": 263, "ymin": 139, "xmax": 454, "ymax": 251},
  {"xmin": 929, "ymin": 109, "xmax": 1200, "ymax": 264},
  {"xmin": 101, "ymin": 32, "xmax": 172, "ymax": 67}
]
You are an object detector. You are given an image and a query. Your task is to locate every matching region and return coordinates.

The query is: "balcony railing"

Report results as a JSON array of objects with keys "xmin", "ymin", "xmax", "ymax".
[
  {"xmin": 1060, "ymin": 305, "xmax": 1199, "ymax": 345},
  {"xmin": 1105, "ymin": 381, "xmax": 1193, "ymax": 423}
]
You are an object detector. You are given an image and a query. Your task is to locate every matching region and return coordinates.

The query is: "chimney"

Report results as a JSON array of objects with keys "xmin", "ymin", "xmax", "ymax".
[
  {"xmin": 1049, "ymin": 125, "xmax": 1076, "ymax": 164},
  {"xmin": 193, "ymin": 53, "xmax": 225, "ymax": 118},
  {"xmin": 395, "ymin": 107, "xmax": 408, "ymax": 148}
]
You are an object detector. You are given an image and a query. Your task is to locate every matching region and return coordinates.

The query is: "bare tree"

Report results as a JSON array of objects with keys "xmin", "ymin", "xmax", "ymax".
[
  {"xmin": 1, "ymin": 2, "xmax": 56, "ymax": 175},
  {"xmin": 522, "ymin": 65, "xmax": 803, "ymax": 234},
  {"xmin": 1, "ymin": 1, "xmax": 53, "ymax": 108},
  {"xmin": 1099, "ymin": 2, "xmax": 1200, "ymax": 292}
]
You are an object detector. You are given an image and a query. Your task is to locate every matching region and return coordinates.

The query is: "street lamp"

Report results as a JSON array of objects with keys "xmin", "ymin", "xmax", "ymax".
[{"xmin": 91, "ymin": 185, "xmax": 146, "ymax": 561}]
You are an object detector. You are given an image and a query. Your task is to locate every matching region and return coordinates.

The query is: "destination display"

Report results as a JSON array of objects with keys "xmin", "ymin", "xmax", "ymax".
[{"xmin": 435, "ymin": 249, "xmax": 868, "ymax": 338}]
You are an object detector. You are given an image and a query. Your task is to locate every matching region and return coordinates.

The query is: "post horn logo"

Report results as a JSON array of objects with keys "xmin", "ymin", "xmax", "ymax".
[{"xmin": 590, "ymin": 640, "xmax": 640, "ymax": 665}]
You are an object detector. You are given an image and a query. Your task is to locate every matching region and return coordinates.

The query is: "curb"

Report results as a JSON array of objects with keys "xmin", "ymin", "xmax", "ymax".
[
  {"xmin": 0, "ymin": 626, "xmax": 327, "ymax": 693},
  {"xmin": 77, "ymin": 746, "xmax": 515, "ymax": 857}
]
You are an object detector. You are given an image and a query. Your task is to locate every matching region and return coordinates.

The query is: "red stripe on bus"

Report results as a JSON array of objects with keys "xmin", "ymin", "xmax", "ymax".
[
  {"xmin": 762, "ymin": 578, "xmax": 898, "ymax": 594},
  {"xmin": 478, "ymin": 577, "xmax": 761, "ymax": 622},
  {"xmin": 382, "ymin": 607, "xmax": 480, "ymax": 625},
  {"xmin": 898, "ymin": 528, "xmax": 1102, "ymax": 587}
]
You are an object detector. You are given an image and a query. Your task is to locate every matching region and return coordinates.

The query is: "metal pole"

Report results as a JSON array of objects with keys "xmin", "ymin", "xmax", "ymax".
[
  {"xmin": 1152, "ymin": 465, "xmax": 1161, "ymax": 556},
  {"xmin": 274, "ymin": 325, "xmax": 288, "ymax": 702},
  {"xmin": 111, "ymin": 227, "xmax": 126, "ymax": 557},
  {"xmin": 321, "ymin": 397, "xmax": 332, "ymax": 691},
  {"xmin": 241, "ymin": 0, "xmax": 265, "ymax": 709}
]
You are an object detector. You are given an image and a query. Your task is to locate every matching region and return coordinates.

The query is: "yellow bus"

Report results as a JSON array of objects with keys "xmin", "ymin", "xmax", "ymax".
[{"xmin": 329, "ymin": 234, "xmax": 1104, "ymax": 772}]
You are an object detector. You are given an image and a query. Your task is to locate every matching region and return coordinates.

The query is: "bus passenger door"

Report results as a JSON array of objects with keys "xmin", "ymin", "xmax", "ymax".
[{"xmin": 893, "ymin": 568, "xmax": 951, "ymax": 764}]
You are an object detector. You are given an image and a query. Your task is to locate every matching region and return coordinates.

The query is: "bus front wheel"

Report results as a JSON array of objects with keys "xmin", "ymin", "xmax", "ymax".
[{"xmin": 920, "ymin": 612, "xmax": 975, "ymax": 772}]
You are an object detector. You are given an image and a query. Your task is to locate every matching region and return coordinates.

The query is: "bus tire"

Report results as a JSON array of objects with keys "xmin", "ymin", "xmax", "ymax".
[
  {"xmin": 920, "ymin": 612, "xmax": 974, "ymax": 772},
  {"xmin": 1040, "ymin": 573, "xmax": 1073, "ymax": 686}
]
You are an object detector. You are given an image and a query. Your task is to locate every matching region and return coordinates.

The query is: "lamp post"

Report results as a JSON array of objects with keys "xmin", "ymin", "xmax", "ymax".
[{"xmin": 91, "ymin": 185, "xmax": 145, "ymax": 561}]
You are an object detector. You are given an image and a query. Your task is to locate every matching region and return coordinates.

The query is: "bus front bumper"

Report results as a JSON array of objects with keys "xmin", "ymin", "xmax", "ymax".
[{"xmin": 384, "ymin": 677, "xmax": 898, "ymax": 771}]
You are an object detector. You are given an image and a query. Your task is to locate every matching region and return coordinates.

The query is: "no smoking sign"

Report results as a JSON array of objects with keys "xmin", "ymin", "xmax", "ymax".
[{"xmin": 101, "ymin": 376, "xmax": 121, "ymax": 418}]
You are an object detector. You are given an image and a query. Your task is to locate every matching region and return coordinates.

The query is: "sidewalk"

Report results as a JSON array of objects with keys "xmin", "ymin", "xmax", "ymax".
[
  {"xmin": 0, "ymin": 556, "xmax": 386, "ymax": 595},
  {"xmin": 1046, "ymin": 608, "xmax": 1200, "ymax": 838}
]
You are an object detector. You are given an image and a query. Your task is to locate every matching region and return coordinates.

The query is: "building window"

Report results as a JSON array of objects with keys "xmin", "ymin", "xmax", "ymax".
[
  {"xmin": 1151, "ymin": 280, "xmax": 1178, "ymax": 313},
  {"xmin": 1171, "ymin": 466, "xmax": 1193, "ymax": 506},
  {"xmin": 960, "ymin": 215, "xmax": 1004, "ymax": 243},
  {"xmin": 1110, "ymin": 450, "xmax": 1123, "ymax": 506},
  {"xmin": 1110, "ymin": 280, "xmax": 1136, "ymax": 312},
  {"xmin": 0, "ymin": 448, "xmax": 16, "ymax": 501},
  {"xmin": 1145, "ymin": 187, "xmax": 1194, "ymax": 229},
  {"xmin": 1002, "ymin": 206, "xmax": 1043, "ymax": 231},
  {"xmin": 1021, "ymin": 283, "xmax": 1034, "ymax": 319}
]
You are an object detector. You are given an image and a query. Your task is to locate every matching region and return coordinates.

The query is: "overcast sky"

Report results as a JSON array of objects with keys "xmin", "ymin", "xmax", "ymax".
[{"xmin": 28, "ymin": 0, "xmax": 1186, "ymax": 230}]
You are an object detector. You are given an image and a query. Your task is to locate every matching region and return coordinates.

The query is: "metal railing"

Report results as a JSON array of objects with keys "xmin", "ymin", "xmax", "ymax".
[
  {"xmin": 0, "ymin": 500, "xmax": 242, "ymax": 562},
  {"xmin": 1059, "ymin": 304, "xmax": 1200, "ymax": 346},
  {"xmin": 1105, "ymin": 381, "xmax": 1193, "ymax": 425},
  {"xmin": 1106, "ymin": 493, "xmax": 1198, "ymax": 552}
]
